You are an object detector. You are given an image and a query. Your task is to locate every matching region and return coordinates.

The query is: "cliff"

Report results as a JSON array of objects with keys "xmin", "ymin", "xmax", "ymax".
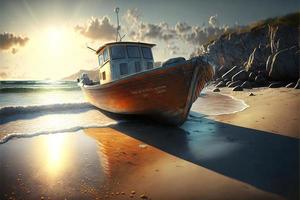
[{"xmin": 193, "ymin": 12, "xmax": 299, "ymax": 89}]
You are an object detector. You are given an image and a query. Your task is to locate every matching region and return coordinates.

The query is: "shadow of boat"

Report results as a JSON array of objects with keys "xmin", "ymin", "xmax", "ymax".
[{"xmin": 110, "ymin": 115, "xmax": 299, "ymax": 200}]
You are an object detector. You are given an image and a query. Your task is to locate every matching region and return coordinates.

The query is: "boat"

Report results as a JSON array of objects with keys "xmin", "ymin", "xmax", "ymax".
[{"xmin": 79, "ymin": 8, "xmax": 214, "ymax": 125}]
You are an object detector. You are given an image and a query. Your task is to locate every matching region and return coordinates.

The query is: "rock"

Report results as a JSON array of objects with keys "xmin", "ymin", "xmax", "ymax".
[
  {"xmin": 223, "ymin": 78, "xmax": 231, "ymax": 83},
  {"xmin": 268, "ymin": 46, "xmax": 299, "ymax": 80},
  {"xmin": 266, "ymin": 54, "xmax": 275, "ymax": 73},
  {"xmin": 232, "ymin": 70, "xmax": 248, "ymax": 81},
  {"xmin": 285, "ymin": 82, "xmax": 296, "ymax": 88},
  {"xmin": 228, "ymin": 80, "xmax": 242, "ymax": 88},
  {"xmin": 248, "ymin": 72, "xmax": 256, "ymax": 81},
  {"xmin": 213, "ymin": 88, "xmax": 220, "ymax": 92},
  {"xmin": 233, "ymin": 86, "xmax": 243, "ymax": 91},
  {"xmin": 215, "ymin": 65, "xmax": 229, "ymax": 78},
  {"xmin": 249, "ymin": 93, "xmax": 255, "ymax": 96},
  {"xmin": 258, "ymin": 70, "xmax": 268, "ymax": 77},
  {"xmin": 294, "ymin": 79, "xmax": 300, "ymax": 89},
  {"xmin": 216, "ymin": 81, "xmax": 226, "ymax": 88},
  {"xmin": 215, "ymin": 78, "xmax": 223, "ymax": 83},
  {"xmin": 194, "ymin": 18, "xmax": 299, "ymax": 74},
  {"xmin": 245, "ymin": 47, "xmax": 269, "ymax": 72},
  {"xmin": 268, "ymin": 82, "xmax": 284, "ymax": 88},
  {"xmin": 241, "ymin": 81, "xmax": 252, "ymax": 89},
  {"xmin": 226, "ymin": 81, "xmax": 232, "ymax": 86},
  {"xmin": 270, "ymin": 25, "xmax": 299, "ymax": 53},
  {"xmin": 221, "ymin": 66, "xmax": 241, "ymax": 80},
  {"xmin": 255, "ymin": 74, "xmax": 266, "ymax": 86}
]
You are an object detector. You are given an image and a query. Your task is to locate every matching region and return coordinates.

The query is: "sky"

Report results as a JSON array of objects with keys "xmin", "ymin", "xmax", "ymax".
[{"xmin": 0, "ymin": 0, "xmax": 299, "ymax": 80}]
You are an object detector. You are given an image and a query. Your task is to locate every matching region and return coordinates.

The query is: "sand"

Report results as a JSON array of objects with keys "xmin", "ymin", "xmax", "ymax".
[
  {"xmin": 83, "ymin": 127, "xmax": 284, "ymax": 200},
  {"xmin": 213, "ymin": 87, "xmax": 300, "ymax": 138}
]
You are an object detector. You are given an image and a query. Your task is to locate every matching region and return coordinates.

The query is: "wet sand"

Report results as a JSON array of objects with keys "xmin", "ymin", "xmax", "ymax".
[
  {"xmin": 0, "ymin": 88, "xmax": 299, "ymax": 200},
  {"xmin": 212, "ymin": 87, "xmax": 300, "ymax": 138}
]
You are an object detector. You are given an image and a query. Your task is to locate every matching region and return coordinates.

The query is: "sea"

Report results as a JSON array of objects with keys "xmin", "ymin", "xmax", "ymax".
[{"xmin": 0, "ymin": 80, "xmax": 248, "ymax": 144}]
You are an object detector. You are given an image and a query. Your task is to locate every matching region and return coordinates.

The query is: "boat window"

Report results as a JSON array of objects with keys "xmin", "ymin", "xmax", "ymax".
[
  {"xmin": 103, "ymin": 48, "xmax": 109, "ymax": 62},
  {"xmin": 135, "ymin": 61, "xmax": 141, "ymax": 72},
  {"xmin": 98, "ymin": 54, "xmax": 104, "ymax": 65},
  {"xmin": 127, "ymin": 46, "xmax": 140, "ymax": 58},
  {"xmin": 120, "ymin": 63, "xmax": 128, "ymax": 75},
  {"xmin": 102, "ymin": 71, "xmax": 106, "ymax": 80},
  {"xmin": 141, "ymin": 47, "xmax": 153, "ymax": 59},
  {"xmin": 111, "ymin": 45, "xmax": 126, "ymax": 59},
  {"xmin": 147, "ymin": 62, "xmax": 153, "ymax": 69}
]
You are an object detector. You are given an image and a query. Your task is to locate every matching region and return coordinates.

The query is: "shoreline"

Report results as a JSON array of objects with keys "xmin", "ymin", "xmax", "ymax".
[{"xmin": 210, "ymin": 87, "xmax": 300, "ymax": 138}]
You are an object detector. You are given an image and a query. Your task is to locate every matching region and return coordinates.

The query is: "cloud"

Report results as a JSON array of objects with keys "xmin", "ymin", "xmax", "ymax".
[
  {"xmin": 123, "ymin": 10, "xmax": 230, "ymax": 47},
  {"xmin": 124, "ymin": 9, "xmax": 176, "ymax": 42},
  {"xmin": 0, "ymin": 32, "xmax": 29, "ymax": 54},
  {"xmin": 124, "ymin": 8, "xmax": 141, "ymax": 26},
  {"xmin": 167, "ymin": 43, "xmax": 180, "ymax": 55},
  {"xmin": 75, "ymin": 16, "xmax": 116, "ymax": 41},
  {"xmin": 175, "ymin": 22, "xmax": 192, "ymax": 33},
  {"xmin": 77, "ymin": 9, "xmax": 242, "ymax": 58},
  {"xmin": 208, "ymin": 14, "xmax": 219, "ymax": 28}
]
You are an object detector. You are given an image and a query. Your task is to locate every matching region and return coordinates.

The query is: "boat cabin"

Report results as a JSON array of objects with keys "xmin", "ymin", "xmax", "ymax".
[{"xmin": 96, "ymin": 42, "xmax": 156, "ymax": 84}]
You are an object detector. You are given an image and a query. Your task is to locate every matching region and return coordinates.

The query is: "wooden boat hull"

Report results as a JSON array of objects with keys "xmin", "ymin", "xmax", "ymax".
[{"xmin": 81, "ymin": 57, "xmax": 214, "ymax": 125}]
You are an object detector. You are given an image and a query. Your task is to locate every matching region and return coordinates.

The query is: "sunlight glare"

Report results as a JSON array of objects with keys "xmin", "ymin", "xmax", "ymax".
[
  {"xmin": 45, "ymin": 133, "xmax": 67, "ymax": 176},
  {"xmin": 46, "ymin": 27, "xmax": 65, "ymax": 51}
]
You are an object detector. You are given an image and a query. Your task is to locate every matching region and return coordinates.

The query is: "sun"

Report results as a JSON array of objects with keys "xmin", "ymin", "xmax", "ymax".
[
  {"xmin": 45, "ymin": 27, "xmax": 67, "ymax": 52},
  {"xmin": 47, "ymin": 27, "xmax": 64, "ymax": 43}
]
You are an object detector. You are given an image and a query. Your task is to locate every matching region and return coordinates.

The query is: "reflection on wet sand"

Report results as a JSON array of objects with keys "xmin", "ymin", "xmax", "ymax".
[
  {"xmin": 44, "ymin": 134, "xmax": 67, "ymax": 177},
  {"xmin": 0, "ymin": 132, "xmax": 105, "ymax": 200},
  {"xmin": 0, "ymin": 121, "xmax": 293, "ymax": 200},
  {"xmin": 85, "ymin": 126, "xmax": 283, "ymax": 200}
]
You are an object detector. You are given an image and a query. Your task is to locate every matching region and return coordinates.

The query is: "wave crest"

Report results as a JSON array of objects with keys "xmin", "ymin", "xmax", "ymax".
[
  {"xmin": 0, "ymin": 122, "xmax": 123, "ymax": 144},
  {"xmin": 0, "ymin": 103, "xmax": 94, "ymax": 117}
]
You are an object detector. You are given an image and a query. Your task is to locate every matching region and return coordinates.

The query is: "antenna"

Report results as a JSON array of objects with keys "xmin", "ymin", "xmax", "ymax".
[
  {"xmin": 85, "ymin": 43, "xmax": 97, "ymax": 53},
  {"xmin": 115, "ymin": 7, "xmax": 120, "ymax": 42},
  {"xmin": 114, "ymin": 7, "xmax": 125, "ymax": 42}
]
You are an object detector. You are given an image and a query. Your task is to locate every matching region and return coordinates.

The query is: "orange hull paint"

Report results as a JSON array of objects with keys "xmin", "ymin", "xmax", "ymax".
[{"xmin": 81, "ymin": 58, "xmax": 214, "ymax": 125}]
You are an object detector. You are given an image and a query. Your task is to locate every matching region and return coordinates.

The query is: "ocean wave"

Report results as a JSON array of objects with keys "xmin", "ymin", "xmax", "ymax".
[
  {"xmin": 0, "ymin": 80, "xmax": 76, "ymax": 85},
  {"xmin": 0, "ymin": 86, "xmax": 80, "ymax": 93},
  {"xmin": 0, "ymin": 103, "xmax": 94, "ymax": 117},
  {"xmin": 0, "ymin": 121, "xmax": 124, "ymax": 144}
]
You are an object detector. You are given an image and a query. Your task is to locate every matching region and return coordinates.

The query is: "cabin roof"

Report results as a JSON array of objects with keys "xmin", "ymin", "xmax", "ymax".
[{"xmin": 96, "ymin": 41, "xmax": 156, "ymax": 54}]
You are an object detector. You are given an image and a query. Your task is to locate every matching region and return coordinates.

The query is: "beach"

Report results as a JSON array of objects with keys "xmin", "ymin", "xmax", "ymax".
[{"xmin": 0, "ymin": 82, "xmax": 299, "ymax": 200}]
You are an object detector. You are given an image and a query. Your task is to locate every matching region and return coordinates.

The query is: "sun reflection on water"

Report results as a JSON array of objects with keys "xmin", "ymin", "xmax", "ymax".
[{"xmin": 45, "ymin": 133, "xmax": 66, "ymax": 174}]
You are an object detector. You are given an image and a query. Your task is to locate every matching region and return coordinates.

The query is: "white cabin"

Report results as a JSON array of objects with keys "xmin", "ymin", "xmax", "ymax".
[{"xmin": 96, "ymin": 42, "xmax": 156, "ymax": 85}]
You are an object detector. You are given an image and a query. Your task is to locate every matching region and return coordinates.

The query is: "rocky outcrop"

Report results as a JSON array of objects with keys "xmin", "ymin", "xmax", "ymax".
[
  {"xmin": 233, "ymin": 86, "xmax": 243, "ymax": 91},
  {"xmin": 268, "ymin": 46, "xmax": 299, "ymax": 80},
  {"xmin": 232, "ymin": 70, "xmax": 248, "ymax": 81},
  {"xmin": 295, "ymin": 79, "xmax": 300, "ymax": 89},
  {"xmin": 221, "ymin": 66, "xmax": 241, "ymax": 80},
  {"xmin": 196, "ymin": 13, "xmax": 299, "ymax": 89},
  {"xmin": 241, "ymin": 81, "xmax": 252, "ymax": 89}
]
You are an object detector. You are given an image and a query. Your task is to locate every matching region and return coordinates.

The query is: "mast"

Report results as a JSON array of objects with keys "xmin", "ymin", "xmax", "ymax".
[
  {"xmin": 115, "ymin": 7, "xmax": 120, "ymax": 42},
  {"xmin": 114, "ymin": 7, "xmax": 125, "ymax": 42}
]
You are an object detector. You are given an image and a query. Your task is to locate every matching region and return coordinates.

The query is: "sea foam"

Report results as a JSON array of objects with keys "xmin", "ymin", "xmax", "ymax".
[
  {"xmin": 0, "ymin": 102, "xmax": 94, "ymax": 117},
  {"xmin": 0, "ymin": 121, "xmax": 125, "ymax": 144}
]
